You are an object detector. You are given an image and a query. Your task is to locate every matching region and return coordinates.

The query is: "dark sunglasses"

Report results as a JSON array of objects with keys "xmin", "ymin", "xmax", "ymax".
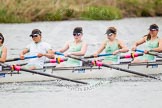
[
  {"xmin": 31, "ymin": 35, "xmax": 38, "ymax": 38},
  {"xmin": 107, "ymin": 33, "xmax": 113, "ymax": 36},
  {"xmin": 73, "ymin": 33, "xmax": 81, "ymax": 36},
  {"xmin": 0, "ymin": 37, "xmax": 3, "ymax": 40},
  {"xmin": 150, "ymin": 29, "xmax": 158, "ymax": 31}
]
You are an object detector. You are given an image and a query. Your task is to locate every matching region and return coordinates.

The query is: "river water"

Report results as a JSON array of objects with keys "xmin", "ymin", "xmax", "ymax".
[{"xmin": 0, "ymin": 17, "xmax": 162, "ymax": 108}]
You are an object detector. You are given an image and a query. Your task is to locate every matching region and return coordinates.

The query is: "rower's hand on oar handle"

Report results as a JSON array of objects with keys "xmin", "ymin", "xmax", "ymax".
[
  {"xmin": 113, "ymin": 49, "xmax": 121, "ymax": 55},
  {"xmin": 64, "ymin": 52, "xmax": 72, "ymax": 57},
  {"xmin": 20, "ymin": 54, "xmax": 25, "ymax": 60},
  {"xmin": 131, "ymin": 45, "xmax": 137, "ymax": 51},
  {"xmin": 93, "ymin": 53, "xmax": 98, "ymax": 58},
  {"xmin": 144, "ymin": 50, "xmax": 149, "ymax": 54},
  {"xmin": 37, "ymin": 53, "xmax": 44, "ymax": 58}
]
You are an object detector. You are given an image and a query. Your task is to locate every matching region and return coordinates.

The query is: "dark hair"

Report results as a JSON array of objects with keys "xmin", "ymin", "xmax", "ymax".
[
  {"xmin": 30, "ymin": 29, "xmax": 42, "ymax": 37},
  {"xmin": 144, "ymin": 34, "xmax": 151, "ymax": 41},
  {"xmin": 105, "ymin": 27, "xmax": 117, "ymax": 34},
  {"xmin": 144, "ymin": 33, "xmax": 158, "ymax": 41},
  {"xmin": 73, "ymin": 27, "xmax": 83, "ymax": 34},
  {"xmin": 0, "ymin": 33, "xmax": 4, "ymax": 44},
  {"xmin": 149, "ymin": 24, "xmax": 159, "ymax": 31},
  {"xmin": 145, "ymin": 24, "xmax": 159, "ymax": 40}
]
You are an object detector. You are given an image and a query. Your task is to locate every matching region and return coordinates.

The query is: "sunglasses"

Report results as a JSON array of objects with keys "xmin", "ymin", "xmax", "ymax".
[
  {"xmin": 73, "ymin": 33, "xmax": 81, "ymax": 36},
  {"xmin": 0, "ymin": 37, "xmax": 3, "ymax": 40},
  {"xmin": 107, "ymin": 33, "xmax": 113, "ymax": 36},
  {"xmin": 31, "ymin": 35, "xmax": 38, "ymax": 38},
  {"xmin": 150, "ymin": 29, "xmax": 158, "ymax": 31}
]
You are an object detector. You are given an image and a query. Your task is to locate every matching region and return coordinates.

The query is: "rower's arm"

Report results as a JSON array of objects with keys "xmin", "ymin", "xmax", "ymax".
[
  {"xmin": 20, "ymin": 48, "xmax": 29, "ymax": 59},
  {"xmin": 151, "ymin": 38, "xmax": 162, "ymax": 52},
  {"xmin": 59, "ymin": 41, "xmax": 69, "ymax": 53},
  {"xmin": 0, "ymin": 46, "xmax": 7, "ymax": 63},
  {"xmin": 94, "ymin": 40, "xmax": 106, "ymax": 55},
  {"xmin": 131, "ymin": 37, "xmax": 146, "ymax": 51},
  {"xmin": 20, "ymin": 48, "xmax": 29, "ymax": 56},
  {"xmin": 118, "ymin": 40, "xmax": 129, "ymax": 53},
  {"xmin": 44, "ymin": 49, "xmax": 55, "ymax": 59}
]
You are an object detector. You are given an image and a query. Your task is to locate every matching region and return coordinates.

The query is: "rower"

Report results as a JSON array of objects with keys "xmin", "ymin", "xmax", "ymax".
[
  {"xmin": 131, "ymin": 24, "xmax": 162, "ymax": 63},
  {"xmin": 56, "ymin": 27, "xmax": 88, "ymax": 66},
  {"xmin": 0, "ymin": 33, "xmax": 7, "ymax": 63},
  {"xmin": 93, "ymin": 27, "xmax": 129, "ymax": 64},
  {"xmin": 0, "ymin": 33, "xmax": 7, "ymax": 72},
  {"xmin": 20, "ymin": 29, "xmax": 54, "ymax": 70}
]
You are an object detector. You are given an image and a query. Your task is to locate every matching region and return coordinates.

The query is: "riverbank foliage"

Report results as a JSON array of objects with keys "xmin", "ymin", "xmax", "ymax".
[{"xmin": 0, "ymin": 0, "xmax": 162, "ymax": 23}]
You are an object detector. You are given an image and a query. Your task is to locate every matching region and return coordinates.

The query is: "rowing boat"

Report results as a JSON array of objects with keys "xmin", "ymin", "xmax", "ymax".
[{"xmin": 0, "ymin": 59, "xmax": 162, "ymax": 83}]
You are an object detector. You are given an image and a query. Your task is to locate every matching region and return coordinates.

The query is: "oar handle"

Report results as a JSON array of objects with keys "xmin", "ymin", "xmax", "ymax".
[
  {"xmin": 135, "ymin": 49, "xmax": 144, "ymax": 53},
  {"xmin": 135, "ymin": 49, "xmax": 162, "ymax": 58},
  {"xmin": 84, "ymin": 55, "xmax": 94, "ymax": 59},
  {"xmin": 6, "ymin": 55, "xmax": 38, "ymax": 62},
  {"xmin": 55, "ymin": 52, "xmax": 64, "ymax": 56},
  {"xmin": 98, "ymin": 53, "xmax": 113, "ymax": 57},
  {"xmin": 24, "ymin": 55, "xmax": 38, "ymax": 59},
  {"xmin": 84, "ymin": 53, "xmax": 113, "ymax": 59}
]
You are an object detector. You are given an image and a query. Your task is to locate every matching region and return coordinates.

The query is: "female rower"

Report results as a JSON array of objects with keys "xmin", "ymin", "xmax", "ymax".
[
  {"xmin": 0, "ymin": 33, "xmax": 7, "ymax": 63},
  {"xmin": 93, "ymin": 27, "xmax": 129, "ymax": 64},
  {"xmin": 131, "ymin": 24, "xmax": 162, "ymax": 63},
  {"xmin": 57, "ymin": 27, "xmax": 87, "ymax": 66}
]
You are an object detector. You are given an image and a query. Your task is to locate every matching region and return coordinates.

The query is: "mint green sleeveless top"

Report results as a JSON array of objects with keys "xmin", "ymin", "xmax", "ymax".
[
  {"xmin": 65, "ymin": 41, "xmax": 83, "ymax": 66},
  {"xmin": 142, "ymin": 38, "xmax": 159, "ymax": 61},
  {"xmin": 103, "ymin": 40, "xmax": 119, "ymax": 63},
  {"xmin": 0, "ymin": 46, "xmax": 2, "ymax": 58}
]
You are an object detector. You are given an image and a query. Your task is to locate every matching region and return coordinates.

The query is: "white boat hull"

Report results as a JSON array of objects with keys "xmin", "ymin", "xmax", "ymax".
[{"xmin": 0, "ymin": 64, "xmax": 161, "ymax": 83}]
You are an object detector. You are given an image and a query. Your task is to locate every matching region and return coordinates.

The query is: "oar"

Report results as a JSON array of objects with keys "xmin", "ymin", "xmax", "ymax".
[
  {"xmin": 80, "ymin": 52, "xmax": 143, "ymax": 59},
  {"xmin": 6, "ymin": 52, "xmax": 63, "ymax": 62},
  {"xmin": 0, "ymin": 63, "xmax": 88, "ymax": 85},
  {"xmin": 100, "ymin": 62, "xmax": 160, "ymax": 80},
  {"xmin": 45, "ymin": 58, "xmax": 68, "ymax": 64},
  {"xmin": 6, "ymin": 55, "xmax": 38, "ymax": 62},
  {"xmin": 54, "ymin": 52, "xmax": 161, "ymax": 80},
  {"xmin": 135, "ymin": 49, "xmax": 162, "ymax": 58},
  {"xmin": 84, "ymin": 53, "xmax": 113, "ymax": 59},
  {"xmin": 120, "ymin": 53, "xmax": 143, "ymax": 59},
  {"xmin": 58, "ymin": 53, "xmax": 160, "ymax": 80},
  {"xmin": 8, "ymin": 58, "xmax": 68, "ymax": 70},
  {"xmin": 55, "ymin": 52, "xmax": 65, "ymax": 56}
]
